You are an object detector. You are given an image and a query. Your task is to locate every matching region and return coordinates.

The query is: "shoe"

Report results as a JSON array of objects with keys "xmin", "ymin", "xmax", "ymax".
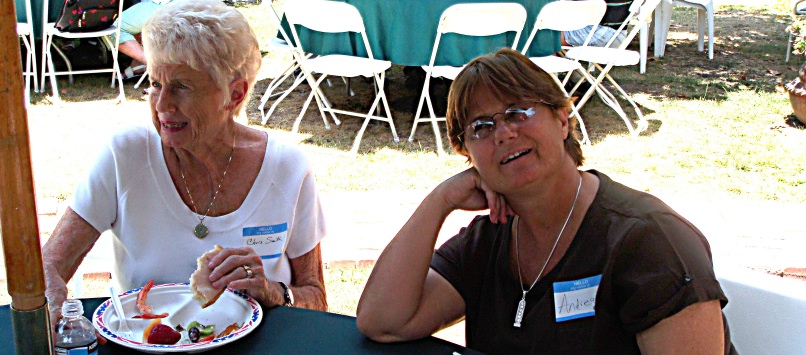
[{"xmin": 123, "ymin": 64, "xmax": 146, "ymax": 81}]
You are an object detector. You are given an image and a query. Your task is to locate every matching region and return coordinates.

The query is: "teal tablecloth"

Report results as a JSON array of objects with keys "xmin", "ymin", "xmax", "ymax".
[
  {"xmin": 0, "ymin": 298, "xmax": 483, "ymax": 354},
  {"xmin": 14, "ymin": 0, "xmax": 63, "ymax": 39},
  {"xmin": 283, "ymin": 0, "xmax": 560, "ymax": 67}
]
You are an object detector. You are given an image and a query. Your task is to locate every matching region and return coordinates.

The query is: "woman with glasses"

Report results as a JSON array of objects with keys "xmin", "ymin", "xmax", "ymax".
[{"xmin": 357, "ymin": 48, "xmax": 735, "ymax": 354}]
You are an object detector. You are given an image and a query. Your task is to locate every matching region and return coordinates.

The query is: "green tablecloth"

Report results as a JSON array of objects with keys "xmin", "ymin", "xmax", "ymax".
[
  {"xmin": 0, "ymin": 298, "xmax": 482, "ymax": 354},
  {"xmin": 14, "ymin": 0, "xmax": 63, "ymax": 39},
  {"xmin": 283, "ymin": 0, "xmax": 560, "ymax": 67}
]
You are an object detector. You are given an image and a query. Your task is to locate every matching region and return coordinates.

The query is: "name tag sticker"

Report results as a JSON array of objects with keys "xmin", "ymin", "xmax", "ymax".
[
  {"xmin": 553, "ymin": 274, "xmax": 601, "ymax": 322},
  {"xmin": 242, "ymin": 223, "xmax": 287, "ymax": 259}
]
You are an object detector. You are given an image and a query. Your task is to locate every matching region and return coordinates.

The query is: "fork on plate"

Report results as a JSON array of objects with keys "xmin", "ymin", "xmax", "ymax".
[{"xmin": 109, "ymin": 286, "xmax": 135, "ymax": 341}]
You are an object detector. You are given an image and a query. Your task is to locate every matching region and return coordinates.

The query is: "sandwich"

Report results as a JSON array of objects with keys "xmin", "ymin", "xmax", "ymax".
[{"xmin": 189, "ymin": 245, "xmax": 226, "ymax": 308}]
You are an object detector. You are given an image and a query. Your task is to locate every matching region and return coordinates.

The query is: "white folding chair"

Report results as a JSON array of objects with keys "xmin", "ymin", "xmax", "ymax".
[
  {"xmin": 520, "ymin": 0, "xmax": 606, "ymax": 145},
  {"xmin": 134, "ymin": 72, "xmax": 149, "ymax": 90},
  {"xmin": 564, "ymin": 0, "xmax": 662, "ymax": 137},
  {"xmin": 40, "ymin": 0, "xmax": 126, "ymax": 103},
  {"xmin": 285, "ymin": 0, "xmax": 398, "ymax": 154},
  {"xmin": 16, "ymin": 0, "xmax": 38, "ymax": 106},
  {"xmin": 409, "ymin": 3, "xmax": 528, "ymax": 155},
  {"xmin": 258, "ymin": 2, "xmax": 310, "ymax": 125}
]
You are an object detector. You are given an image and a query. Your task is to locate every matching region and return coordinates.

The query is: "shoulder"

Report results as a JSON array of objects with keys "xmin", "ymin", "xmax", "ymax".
[
  {"xmin": 105, "ymin": 124, "xmax": 155, "ymax": 151},
  {"xmin": 587, "ymin": 170, "xmax": 709, "ymax": 252},
  {"xmin": 589, "ymin": 170, "xmax": 682, "ymax": 222},
  {"xmin": 264, "ymin": 135, "xmax": 315, "ymax": 175}
]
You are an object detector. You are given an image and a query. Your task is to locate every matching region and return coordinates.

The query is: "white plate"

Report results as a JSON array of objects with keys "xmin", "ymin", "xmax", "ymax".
[{"xmin": 93, "ymin": 283, "xmax": 262, "ymax": 354}]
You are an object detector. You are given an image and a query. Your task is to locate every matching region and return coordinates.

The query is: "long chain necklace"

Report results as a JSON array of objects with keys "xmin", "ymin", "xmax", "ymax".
[
  {"xmin": 512, "ymin": 174, "xmax": 582, "ymax": 328},
  {"xmin": 176, "ymin": 131, "xmax": 236, "ymax": 239}
]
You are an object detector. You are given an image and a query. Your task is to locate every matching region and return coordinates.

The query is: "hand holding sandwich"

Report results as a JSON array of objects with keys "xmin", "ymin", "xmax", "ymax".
[{"xmin": 193, "ymin": 245, "xmax": 327, "ymax": 311}]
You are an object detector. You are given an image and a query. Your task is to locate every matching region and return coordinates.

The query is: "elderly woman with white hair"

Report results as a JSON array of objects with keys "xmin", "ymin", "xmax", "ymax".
[{"xmin": 43, "ymin": 0, "xmax": 327, "ymax": 332}]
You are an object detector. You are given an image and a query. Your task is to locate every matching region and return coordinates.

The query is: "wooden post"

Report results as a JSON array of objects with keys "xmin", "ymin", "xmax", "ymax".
[{"xmin": 0, "ymin": 0, "xmax": 53, "ymax": 353}]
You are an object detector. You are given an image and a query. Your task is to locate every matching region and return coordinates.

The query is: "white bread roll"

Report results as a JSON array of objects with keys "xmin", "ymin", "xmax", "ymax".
[{"xmin": 189, "ymin": 245, "xmax": 226, "ymax": 308}]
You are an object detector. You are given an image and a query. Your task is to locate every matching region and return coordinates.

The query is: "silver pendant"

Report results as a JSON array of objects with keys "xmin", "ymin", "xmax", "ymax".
[
  {"xmin": 194, "ymin": 223, "xmax": 209, "ymax": 239},
  {"xmin": 514, "ymin": 291, "xmax": 527, "ymax": 328}
]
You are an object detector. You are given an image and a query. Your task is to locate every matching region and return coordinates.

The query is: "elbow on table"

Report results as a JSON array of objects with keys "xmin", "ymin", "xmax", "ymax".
[{"xmin": 356, "ymin": 310, "xmax": 407, "ymax": 343}]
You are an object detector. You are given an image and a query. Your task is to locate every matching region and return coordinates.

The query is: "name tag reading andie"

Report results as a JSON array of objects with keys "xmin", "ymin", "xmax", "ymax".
[
  {"xmin": 553, "ymin": 275, "xmax": 601, "ymax": 322},
  {"xmin": 242, "ymin": 223, "xmax": 287, "ymax": 259}
]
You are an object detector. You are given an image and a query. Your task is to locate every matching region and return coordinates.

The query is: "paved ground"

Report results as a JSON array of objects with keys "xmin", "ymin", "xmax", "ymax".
[
  {"xmin": 24, "ymin": 189, "xmax": 804, "ymax": 280},
  {"xmin": 321, "ymin": 190, "xmax": 806, "ymax": 277},
  {"xmin": 328, "ymin": 192, "xmax": 797, "ymax": 270}
]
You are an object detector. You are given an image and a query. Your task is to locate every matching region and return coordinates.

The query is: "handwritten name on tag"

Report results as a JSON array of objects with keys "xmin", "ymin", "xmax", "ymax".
[
  {"xmin": 553, "ymin": 275, "xmax": 601, "ymax": 322},
  {"xmin": 243, "ymin": 223, "xmax": 287, "ymax": 259}
]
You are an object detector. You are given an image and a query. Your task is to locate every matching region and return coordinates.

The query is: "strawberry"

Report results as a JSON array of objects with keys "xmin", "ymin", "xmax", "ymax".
[{"xmin": 147, "ymin": 324, "xmax": 181, "ymax": 345}]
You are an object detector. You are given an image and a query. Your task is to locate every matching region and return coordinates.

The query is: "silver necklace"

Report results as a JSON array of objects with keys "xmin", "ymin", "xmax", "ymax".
[
  {"xmin": 176, "ymin": 132, "xmax": 236, "ymax": 239},
  {"xmin": 513, "ymin": 174, "xmax": 582, "ymax": 328}
]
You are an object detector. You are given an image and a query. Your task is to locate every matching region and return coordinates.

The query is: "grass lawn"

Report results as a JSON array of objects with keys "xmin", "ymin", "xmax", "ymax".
[{"xmin": 2, "ymin": 0, "xmax": 804, "ymax": 347}]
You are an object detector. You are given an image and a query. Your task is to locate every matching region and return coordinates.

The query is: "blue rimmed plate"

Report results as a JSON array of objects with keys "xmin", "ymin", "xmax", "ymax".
[{"xmin": 93, "ymin": 283, "xmax": 262, "ymax": 354}]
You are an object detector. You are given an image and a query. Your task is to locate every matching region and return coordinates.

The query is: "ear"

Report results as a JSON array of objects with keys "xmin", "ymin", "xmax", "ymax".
[
  {"xmin": 556, "ymin": 107, "xmax": 570, "ymax": 139},
  {"xmin": 225, "ymin": 78, "xmax": 248, "ymax": 110}
]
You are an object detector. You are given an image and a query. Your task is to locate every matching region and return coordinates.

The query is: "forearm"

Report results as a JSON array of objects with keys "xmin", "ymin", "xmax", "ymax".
[
  {"xmin": 356, "ymin": 189, "xmax": 454, "ymax": 337},
  {"xmin": 262, "ymin": 244, "xmax": 327, "ymax": 311},
  {"xmin": 261, "ymin": 281, "xmax": 327, "ymax": 311},
  {"xmin": 42, "ymin": 208, "xmax": 101, "ymax": 305}
]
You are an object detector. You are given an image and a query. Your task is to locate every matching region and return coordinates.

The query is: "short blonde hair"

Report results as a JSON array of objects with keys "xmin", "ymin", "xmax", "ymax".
[
  {"xmin": 446, "ymin": 48, "xmax": 584, "ymax": 166},
  {"xmin": 143, "ymin": 0, "xmax": 261, "ymax": 116}
]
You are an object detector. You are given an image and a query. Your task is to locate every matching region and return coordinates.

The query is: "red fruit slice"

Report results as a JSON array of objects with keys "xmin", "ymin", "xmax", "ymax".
[
  {"xmin": 142, "ymin": 319, "xmax": 161, "ymax": 343},
  {"xmin": 147, "ymin": 324, "xmax": 181, "ymax": 345}
]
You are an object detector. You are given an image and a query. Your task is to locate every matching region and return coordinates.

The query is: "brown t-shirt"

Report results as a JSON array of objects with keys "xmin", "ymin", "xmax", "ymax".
[{"xmin": 431, "ymin": 170, "xmax": 736, "ymax": 354}]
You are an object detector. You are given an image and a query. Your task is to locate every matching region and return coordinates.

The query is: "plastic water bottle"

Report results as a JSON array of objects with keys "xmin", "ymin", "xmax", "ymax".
[{"xmin": 54, "ymin": 299, "xmax": 98, "ymax": 355}]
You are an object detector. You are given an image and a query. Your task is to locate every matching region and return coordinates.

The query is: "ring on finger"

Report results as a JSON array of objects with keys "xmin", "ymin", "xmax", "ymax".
[{"xmin": 242, "ymin": 264, "xmax": 253, "ymax": 279}]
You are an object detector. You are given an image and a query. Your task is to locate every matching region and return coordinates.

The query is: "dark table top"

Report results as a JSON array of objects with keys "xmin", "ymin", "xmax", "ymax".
[{"xmin": 0, "ymin": 298, "xmax": 482, "ymax": 354}]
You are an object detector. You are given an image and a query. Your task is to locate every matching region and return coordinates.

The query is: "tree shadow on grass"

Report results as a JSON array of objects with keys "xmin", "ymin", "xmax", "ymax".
[{"xmin": 622, "ymin": 6, "xmax": 794, "ymax": 103}]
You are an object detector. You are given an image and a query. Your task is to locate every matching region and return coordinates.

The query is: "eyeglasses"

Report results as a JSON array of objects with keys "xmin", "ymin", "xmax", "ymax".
[{"xmin": 457, "ymin": 100, "xmax": 556, "ymax": 142}]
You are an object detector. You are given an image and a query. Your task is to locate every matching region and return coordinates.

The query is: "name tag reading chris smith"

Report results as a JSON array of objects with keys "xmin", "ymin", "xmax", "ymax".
[
  {"xmin": 553, "ymin": 275, "xmax": 601, "ymax": 322},
  {"xmin": 242, "ymin": 223, "xmax": 287, "ymax": 259}
]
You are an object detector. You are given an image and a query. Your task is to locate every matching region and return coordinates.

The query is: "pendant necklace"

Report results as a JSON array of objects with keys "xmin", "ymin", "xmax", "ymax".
[
  {"xmin": 176, "ymin": 131, "xmax": 236, "ymax": 239},
  {"xmin": 513, "ymin": 174, "xmax": 582, "ymax": 328}
]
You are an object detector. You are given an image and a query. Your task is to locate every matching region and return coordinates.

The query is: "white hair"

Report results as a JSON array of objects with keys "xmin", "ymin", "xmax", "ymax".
[{"xmin": 143, "ymin": 0, "xmax": 262, "ymax": 116}]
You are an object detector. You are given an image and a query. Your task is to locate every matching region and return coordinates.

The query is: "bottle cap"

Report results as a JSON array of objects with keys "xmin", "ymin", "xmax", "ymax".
[{"xmin": 61, "ymin": 299, "xmax": 83, "ymax": 317}]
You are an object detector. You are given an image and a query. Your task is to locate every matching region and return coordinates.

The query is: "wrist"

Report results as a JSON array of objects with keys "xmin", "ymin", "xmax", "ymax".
[
  {"xmin": 277, "ymin": 281, "xmax": 294, "ymax": 307},
  {"xmin": 425, "ymin": 186, "xmax": 458, "ymax": 218}
]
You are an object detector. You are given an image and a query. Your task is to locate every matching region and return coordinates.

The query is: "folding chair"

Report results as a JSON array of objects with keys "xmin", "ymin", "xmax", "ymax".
[
  {"xmin": 16, "ymin": 0, "xmax": 38, "ymax": 105},
  {"xmin": 257, "ymin": 2, "xmax": 310, "ymax": 125},
  {"xmin": 285, "ymin": 0, "xmax": 398, "ymax": 154},
  {"xmin": 134, "ymin": 72, "xmax": 149, "ymax": 90},
  {"xmin": 40, "ymin": 0, "xmax": 126, "ymax": 103},
  {"xmin": 564, "ymin": 0, "xmax": 662, "ymax": 136},
  {"xmin": 409, "ymin": 3, "xmax": 528, "ymax": 155},
  {"xmin": 520, "ymin": 0, "xmax": 607, "ymax": 145}
]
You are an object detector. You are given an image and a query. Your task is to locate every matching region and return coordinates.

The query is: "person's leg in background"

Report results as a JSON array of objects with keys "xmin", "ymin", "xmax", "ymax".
[
  {"xmin": 113, "ymin": 1, "xmax": 163, "ymax": 78},
  {"xmin": 563, "ymin": 25, "xmax": 626, "ymax": 49},
  {"xmin": 560, "ymin": 25, "xmax": 627, "ymax": 94}
]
